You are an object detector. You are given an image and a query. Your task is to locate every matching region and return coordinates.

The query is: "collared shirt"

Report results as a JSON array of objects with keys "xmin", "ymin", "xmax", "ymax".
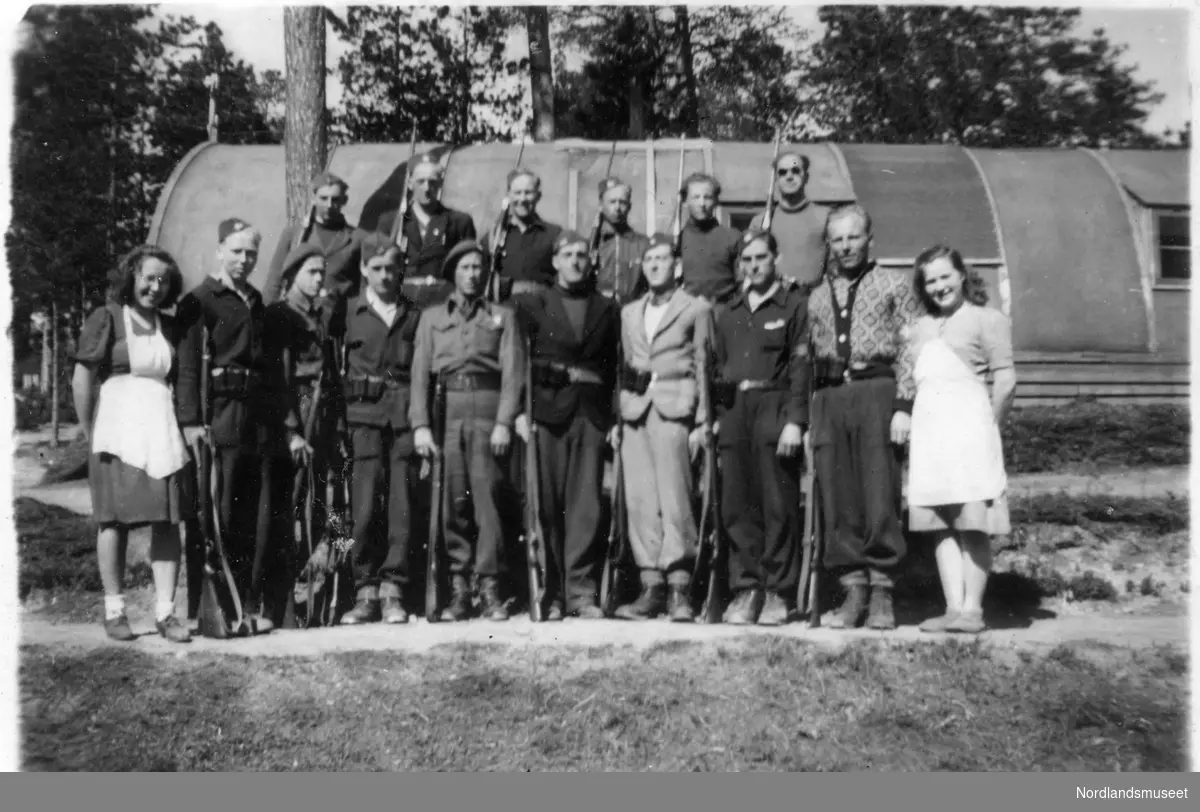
[
  {"xmin": 679, "ymin": 218, "xmax": 743, "ymax": 304},
  {"xmin": 218, "ymin": 272, "xmax": 255, "ymax": 307},
  {"xmin": 643, "ymin": 297, "xmax": 670, "ymax": 339},
  {"xmin": 747, "ymin": 281, "xmax": 782, "ymax": 314},
  {"xmin": 807, "ymin": 261, "xmax": 923, "ymax": 407},
  {"xmin": 712, "ymin": 283, "xmax": 811, "ymax": 426},
  {"xmin": 595, "ymin": 221, "xmax": 650, "ymax": 302},
  {"xmin": 408, "ymin": 292, "xmax": 525, "ymax": 429},
  {"xmin": 480, "ymin": 212, "xmax": 562, "ymax": 285},
  {"xmin": 365, "ymin": 285, "xmax": 399, "ymax": 327}
]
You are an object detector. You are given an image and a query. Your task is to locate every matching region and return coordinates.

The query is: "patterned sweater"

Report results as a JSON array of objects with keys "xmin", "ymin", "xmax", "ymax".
[{"xmin": 807, "ymin": 261, "xmax": 923, "ymax": 412}]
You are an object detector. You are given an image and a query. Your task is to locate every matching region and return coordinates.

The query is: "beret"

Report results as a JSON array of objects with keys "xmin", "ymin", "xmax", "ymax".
[
  {"xmin": 441, "ymin": 239, "xmax": 485, "ymax": 279},
  {"xmin": 598, "ymin": 177, "xmax": 631, "ymax": 198},
  {"xmin": 644, "ymin": 232, "xmax": 676, "ymax": 256},
  {"xmin": 553, "ymin": 230, "xmax": 589, "ymax": 255},
  {"xmin": 360, "ymin": 231, "xmax": 400, "ymax": 260},
  {"xmin": 279, "ymin": 243, "xmax": 325, "ymax": 286},
  {"xmin": 218, "ymin": 218, "xmax": 253, "ymax": 244},
  {"xmin": 310, "ymin": 172, "xmax": 348, "ymax": 193}
]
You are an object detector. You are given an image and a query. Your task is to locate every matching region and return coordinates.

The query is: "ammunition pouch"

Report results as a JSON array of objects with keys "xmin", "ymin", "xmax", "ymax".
[
  {"xmin": 621, "ymin": 365, "xmax": 691, "ymax": 396},
  {"xmin": 210, "ymin": 366, "xmax": 263, "ymax": 399},
  {"xmin": 344, "ymin": 373, "xmax": 407, "ymax": 403}
]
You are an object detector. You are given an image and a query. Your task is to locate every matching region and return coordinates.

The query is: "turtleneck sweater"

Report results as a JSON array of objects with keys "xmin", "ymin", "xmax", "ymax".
[
  {"xmin": 558, "ymin": 283, "xmax": 590, "ymax": 341},
  {"xmin": 749, "ymin": 197, "xmax": 833, "ymax": 287}
]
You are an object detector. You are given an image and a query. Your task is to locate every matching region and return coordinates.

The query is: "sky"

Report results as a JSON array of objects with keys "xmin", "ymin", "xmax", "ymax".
[{"xmin": 78, "ymin": 2, "xmax": 1200, "ymax": 136}]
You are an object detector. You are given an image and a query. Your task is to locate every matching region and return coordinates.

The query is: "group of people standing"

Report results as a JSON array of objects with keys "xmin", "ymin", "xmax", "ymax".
[{"xmin": 73, "ymin": 147, "xmax": 1016, "ymax": 644}]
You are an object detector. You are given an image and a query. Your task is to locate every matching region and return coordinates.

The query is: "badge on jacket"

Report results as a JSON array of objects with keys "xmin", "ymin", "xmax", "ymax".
[{"xmin": 765, "ymin": 319, "xmax": 786, "ymax": 330}]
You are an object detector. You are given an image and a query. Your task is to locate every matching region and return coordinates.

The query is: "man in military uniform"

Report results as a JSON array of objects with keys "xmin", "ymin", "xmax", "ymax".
[
  {"xmin": 264, "ymin": 172, "xmax": 365, "ymax": 305},
  {"xmin": 410, "ymin": 240, "xmax": 525, "ymax": 622},
  {"xmin": 613, "ymin": 233, "xmax": 713, "ymax": 622},
  {"xmin": 328, "ymin": 232, "xmax": 425, "ymax": 625},
  {"xmin": 377, "ymin": 153, "xmax": 478, "ymax": 312},
  {"xmin": 676, "ymin": 173, "xmax": 743, "ymax": 305},
  {"xmin": 807, "ymin": 204, "xmax": 922, "ymax": 630},
  {"xmin": 514, "ymin": 231, "xmax": 620, "ymax": 620},
  {"xmin": 710, "ymin": 230, "xmax": 811, "ymax": 626},
  {"xmin": 481, "ymin": 169, "xmax": 563, "ymax": 301},
  {"xmin": 748, "ymin": 152, "xmax": 832, "ymax": 289},
  {"xmin": 177, "ymin": 217, "xmax": 276, "ymax": 633},
  {"xmin": 592, "ymin": 177, "xmax": 649, "ymax": 302}
]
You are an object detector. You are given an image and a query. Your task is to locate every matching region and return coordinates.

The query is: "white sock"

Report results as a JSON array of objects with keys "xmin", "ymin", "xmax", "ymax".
[
  {"xmin": 155, "ymin": 599, "xmax": 175, "ymax": 623},
  {"xmin": 104, "ymin": 594, "xmax": 126, "ymax": 620}
]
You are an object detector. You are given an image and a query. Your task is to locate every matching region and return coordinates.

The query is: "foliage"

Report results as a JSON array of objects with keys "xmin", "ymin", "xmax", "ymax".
[
  {"xmin": 14, "ymin": 386, "xmax": 78, "ymax": 432},
  {"xmin": 801, "ymin": 6, "xmax": 1166, "ymax": 147},
  {"xmin": 328, "ymin": 5, "xmax": 528, "ymax": 143}
]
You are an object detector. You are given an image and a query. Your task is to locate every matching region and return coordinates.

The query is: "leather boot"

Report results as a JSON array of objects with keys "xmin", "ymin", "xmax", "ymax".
[
  {"xmin": 340, "ymin": 586, "xmax": 381, "ymax": 625},
  {"xmin": 724, "ymin": 589, "xmax": 765, "ymax": 625},
  {"xmin": 866, "ymin": 587, "xmax": 896, "ymax": 630},
  {"xmin": 478, "ymin": 577, "xmax": 509, "ymax": 621},
  {"xmin": 827, "ymin": 583, "xmax": 869, "ymax": 629},
  {"xmin": 667, "ymin": 584, "xmax": 695, "ymax": 623},
  {"xmin": 379, "ymin": 582, "xmax": 408, "ymax": 625},
  {"xmin": 614, "ymin": 583, "xmax": 666, "ymax": 620},
  {"xmin": 757, "ymin": 591, "xmax": 793, "ymax": 626},
  {"xmin": 440, "ymin": 575, "xmax": 472, "ymax": 622}
]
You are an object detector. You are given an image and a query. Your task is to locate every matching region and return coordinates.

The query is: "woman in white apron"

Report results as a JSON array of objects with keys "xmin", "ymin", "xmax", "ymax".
[
  {"xmin": 72, "ymin": 246, "xmax": 193, "ymax": 643},
  {"xmin": 906, "ymin": 246, "xmax": 1017, "ymax": 634}
]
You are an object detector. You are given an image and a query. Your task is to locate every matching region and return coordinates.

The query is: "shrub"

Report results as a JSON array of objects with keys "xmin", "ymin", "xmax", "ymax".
[{"xmin": 14, "ymin": 386, "xmax": 78, "ymax": 431}]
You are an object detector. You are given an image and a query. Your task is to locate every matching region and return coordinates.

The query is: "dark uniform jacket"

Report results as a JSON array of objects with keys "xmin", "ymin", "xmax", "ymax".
[
  {"xmin": 712, "ymin": 283, "xmax": 812, "ymax": 429},
  {"xmin": 514, "ymin": 286, "xmax": 620, "ymax": 432},
  {"xmin": 175, "ymin": 277, "xmax": 271, "ymax": 450},
  {"xmin": 480, "ymin": 213, "xmax": 563, "ymax": 297},
  {"xmin": 262, "ymin": 294, "xmax": 343, "ymax": 456},
  {"xmin": 377, "ymin": 203, "xmax": 477, "ymax": 313},
  {"xmin": 594, "ymin": 221, "xmax": 650, "ymax": 302},
  {"xmin": 329, "ymin": 290, "xmax": 423, "ymax": 430},
  {"xmin": 263, "ymin": 217, "xmax": 366, "ymax": 306}
]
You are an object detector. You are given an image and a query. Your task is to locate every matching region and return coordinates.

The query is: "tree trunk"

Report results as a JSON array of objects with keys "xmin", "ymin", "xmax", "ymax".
[
  {"xmin": 50, "ymin": 301, "xmax": 59, "ymax": 448},
  {"xmin": 284, "ymin": 6, "xmax": 328, "ymax": 228},
  {"xmin": 629, "ymin": 78, "xmax": 645, "ymax": 139},
  {"xmin": 676, "ymin": 6, "xmax": 700, "ymax": 137},
  {"xmin": 524, "ymin": 6, "xmax": 555, "ymax": 142},
  {"xmin": 40, "ymin": 310, "xmax": 50, "ymax": 395}
]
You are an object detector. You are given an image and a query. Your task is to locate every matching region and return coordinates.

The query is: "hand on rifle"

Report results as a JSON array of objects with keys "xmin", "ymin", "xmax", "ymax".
[
  {"xmin": 490, "ymin": 424, "xmax": 512, "ymax": 457},
  {"xmin": 688, "ymin": 425, "xmax": 709, "ymax": 460},
  {"xmin": 414, "ymin": 427, "xmax": 440, "ymax": 459},
  {"xmin": 777, "ymin": 422, "xmax": 803, "ymax": 458},
  {"xmin": 515, "ymin": 414, "xmax": 531, "ymax": 444},
  {"xmin": 288, "ymin": 432, "xmax": 313, "ymax": 465},
  {"xmin": 183, "ymin": 425, "xmax": 208, "ymax": 456}
]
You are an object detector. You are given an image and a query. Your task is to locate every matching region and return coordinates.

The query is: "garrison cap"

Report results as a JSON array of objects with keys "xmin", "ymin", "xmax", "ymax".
[
  {"xmin": 310, "ymin": 171, "xmax": 349, "ymax": 193},
  {"xmin": 598, "ymin": 177, "xmax": 631, "ymax": 198},
  {"xmin": 279, "ymin": 243, "xmax": 325, "ymax": 288},
  {"xmin": 644, "ymin": 232, "xmax": 677, "ymax": 257},
  {"xmin": 218, "ymin": 218, "xmax": 253, "ymax": 244},
  {"xmin": 360, "ymin": 231, "xmax": 401, "ymax": 261},
  {"xmin": 441, "ymin": 239, "xmax": 485, "ymax": 279},
  {"xmin": 553, "ymin": 230, "xmax": 589, "ymax": 255}
]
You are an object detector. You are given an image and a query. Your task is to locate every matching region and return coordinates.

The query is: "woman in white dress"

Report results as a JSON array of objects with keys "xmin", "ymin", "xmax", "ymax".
[
  {"xmin": 72, "ymin": 246, "xmax": 194, "ymax": 643},
  {"xmin": 906, "ymin": 246, "xmax": 1017, "ymax": 634}
]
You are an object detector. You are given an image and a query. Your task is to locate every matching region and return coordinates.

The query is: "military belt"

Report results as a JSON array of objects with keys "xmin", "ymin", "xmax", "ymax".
[
  {"xmin": 210, "ymin": 366, "xmax": 263, "ymax": 398},
  {"xmin": 712, "ymin": 378, "xmax": 787, "ymax": 408},
  {"xmin": 440, "ymin": 370, "xmax": 502, "ymax": 392},
  {"xmin": 533, "ymin": 360, "xmax": 604, "ymax": 388},
  {"xmin": 813, "ymin": 357, "xmax": 895, "ymax": 390},
  {"xmin": 621, "ymin": 365, "xmax": 692, "ymax": 396}
]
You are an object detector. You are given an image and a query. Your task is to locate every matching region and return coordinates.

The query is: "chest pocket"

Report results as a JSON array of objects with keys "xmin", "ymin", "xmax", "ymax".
[
  {"xmin": 759, "ymin": 319, "xmax": 788, "ymax": 352},
  {"xmin": 472, "ymin": 315, "xmax": 504, "ymax": 357}
]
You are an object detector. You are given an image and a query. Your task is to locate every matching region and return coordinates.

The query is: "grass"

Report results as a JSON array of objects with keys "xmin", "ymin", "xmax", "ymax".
[
  {"xmin": 1002, "ymin": 400, "xmax": 1188, "ymax": 475},
  {"xmin": 1009, "ymin": 493, "xmax": 1188, "ymax": 534},
  {"xmin": 19, "ymin": 638, "xmax": 1187, "ymax": 771}
]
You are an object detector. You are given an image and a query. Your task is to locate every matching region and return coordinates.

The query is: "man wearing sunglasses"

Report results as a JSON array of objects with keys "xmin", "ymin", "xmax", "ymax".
[{"xmin": 749, "ymin": 153, "xmax": 833, "ymax": 290}]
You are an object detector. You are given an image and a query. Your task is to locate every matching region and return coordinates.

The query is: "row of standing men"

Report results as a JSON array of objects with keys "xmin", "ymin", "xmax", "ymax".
[{"xmin": 140, "ymin": 150, "xmax": 922, "ymax": 635}]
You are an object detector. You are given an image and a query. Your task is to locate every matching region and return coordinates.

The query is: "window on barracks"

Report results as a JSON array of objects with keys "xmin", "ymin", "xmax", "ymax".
[
  {"xmin": 723, "ymin": 205, "xmax": 764, "ymax": 232},
  {"xmin": 1155, "ymin": 209, "xmax": 1190, "ymax": 282}
]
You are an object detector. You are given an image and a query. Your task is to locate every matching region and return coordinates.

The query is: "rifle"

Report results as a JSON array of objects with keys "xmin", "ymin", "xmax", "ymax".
[
  {"xmin": 761, "ymin": 125, "xmax": 785, "ymax": 233},
  {"xmin": 797, "ymin": 378, "xmax": 822, "ymax": 627},
  {"xmin": 588, "ymin": 141, "xmax": 619, "ymax": 271},
  {"xmin": 671, "ymin": 134, "xmax": 687, "ymax": 278},
  {"xmin": 599, "ymin": 349, "xmax": 628, "ymax": 617},
  {"xmin": 195, "ymin": 323, "xmax": 251, "ymax": 639},
  {"xmin": 521, "ymin": 335, "xmax": 548, "ymax": 621},
  {"xmin": 485, "ymin": 134, "xmax": 527, "ymax": 302},
  {"xmin": 288, "ymin": 359, "xmax": 325, "ymax": 629},
  {"xmin": 422, "ymin": 376, "xmax": 447, "ymax": 622},
  {"xmin": 390, "ymin": 120, "xmax": 419, "ymax": 251},
  {"xmin": 692, "ymin": 373, "xmax": 725, "ymax": 623}
]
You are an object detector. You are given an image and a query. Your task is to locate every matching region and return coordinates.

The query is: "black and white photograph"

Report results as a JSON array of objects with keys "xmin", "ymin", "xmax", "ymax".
[{"xmin": 4, "ymin": 0, "xmax": 1194, "ymax": 776}]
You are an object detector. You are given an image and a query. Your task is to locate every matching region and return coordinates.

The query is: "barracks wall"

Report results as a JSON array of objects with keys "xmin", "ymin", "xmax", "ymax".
[{"xmin": 148, "ymin": 140, "xmax": 1190, "ymax": 404}]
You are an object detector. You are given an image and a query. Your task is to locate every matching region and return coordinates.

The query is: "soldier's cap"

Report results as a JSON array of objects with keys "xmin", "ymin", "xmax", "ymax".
[
  {"xmin": 598, "ymin": 176, "xmax": 631, "ymax": 198},
  {"xmin": 643, "ymin": 232, "xmax": 677, "ymax": 257},
  {"xmin": 310, "ymin": 171, "xmax": 349, "ymax": 194},
  {"xmin": 360, "ymin": 231, "xmax": 401, "ymax": 261},
  {"xmin": 280, "ymin": 243, "xmax": 325, "ymax": 287},
  {"xmin": 442, "ymin": 239, "xmax": 485, "ymax": 279},
  {"xmin": 218, "ymin": 218, "xmax": 254, "ymax": 244},
  {"xmin": 553, "ymin": 230, "xmax": 589, "ymax": 255}
]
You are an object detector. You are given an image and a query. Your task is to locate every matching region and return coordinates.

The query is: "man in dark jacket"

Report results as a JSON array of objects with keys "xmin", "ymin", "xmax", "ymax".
[
  {"xmin": 513, "ymin": 231, "xmax": 620, "ymax": 619},
  {"xmin": 592, "ymin": 177, "xmax": 650, "ymax": 303}
]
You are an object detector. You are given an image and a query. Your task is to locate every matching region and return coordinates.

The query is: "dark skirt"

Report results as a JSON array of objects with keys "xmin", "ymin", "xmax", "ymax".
[{"xmin": 89, "ymin": 452, "xmax": 195, "ymax": 527}]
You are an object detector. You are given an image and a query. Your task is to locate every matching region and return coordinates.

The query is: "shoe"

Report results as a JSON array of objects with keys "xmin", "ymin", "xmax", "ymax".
[
  {"xmin": 570, "ymin": 602, "xmax": 605, "ymax": 620},
  {"xmin": 478, "ymin": 577, "xmax": 509, "ymax": 621},
  {"xmin": 381, "ymin": 597, "xmax": 409, "ymax": 624},
  {"xmin": 440, "ymin": 575, "xmax": 472, "ymax": 622},
  {"xmin": 104, "ymin": 614, "xmax": 136, "ymax": 642},
  {"xmin": 866, "ymin": 587, "xmax": 895, "ymax": 630},
  {"xmin": 667, "ymin": 584, "xmax": 695, "ymax": 623},
  {"xmin": 724, "ymin": 589, "xmax": 765, "ymax": 625},
  {"xmin": 614, "ymin": 583, "xmax": 666, "ymax": 620},
  {"xmin": 946, "ymin": 610, "xmax": 985, "ymax": 634},
  {"xmin": 757, "ymin": 591, "xmax": 793, "ymax": 626},
  {"xmin": 156, "ymin": 615, "xmax": 192, "ymax": 643},
  {"xmin": 545, "ymin": 601, "xmax": 564, "ymax": 622},
  {"xmin": 827, "ymin": 584, "xmax": 869, "ymax": 629},
  {"xmin": 340, "ymin": 587, "xmax": 381, "ymax": 625},
  {"xmin": 919, "ymin": 612, "xmax": 959, "ymax": 633}
]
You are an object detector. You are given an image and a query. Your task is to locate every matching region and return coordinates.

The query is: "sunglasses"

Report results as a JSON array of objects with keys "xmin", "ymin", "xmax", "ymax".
[{"xmin": 777, "ymin": 167, "xmax": 805, "ymax": 177}]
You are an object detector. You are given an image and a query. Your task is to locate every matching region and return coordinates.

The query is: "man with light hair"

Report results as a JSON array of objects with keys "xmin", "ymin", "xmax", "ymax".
[{"xmin": 481, "ymin": 168, "xmax": 564, "ymax": 301}]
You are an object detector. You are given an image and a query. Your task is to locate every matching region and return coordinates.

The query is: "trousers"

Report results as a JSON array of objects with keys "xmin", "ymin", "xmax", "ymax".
[
  {"xmin": 442, "ymin": 389, "xmax": 507, "ymax": 580},
  {"xmin": 349, "ymin": 425, "xmax": 417, "ymax": 591}
]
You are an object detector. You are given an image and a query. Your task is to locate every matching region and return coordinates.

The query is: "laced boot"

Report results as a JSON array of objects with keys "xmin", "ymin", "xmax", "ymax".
[
  {"xmin": 866, "ymin": 587, "xmax": 896, "ymax": 630},
  {"xmin": 440, "ymin": 575, "xmax": 472, "ymax": 622},
  {"xmin": 667, "ymin": 584, "xmax": 695, "ymax": 623},
  {"xmin": 478, "ymin": 577, "xmax": 509, "ymax": 621},
  {"xmin": 757, "ymin": 591, "xmax": 793, "ymax": 627},
  {"xmin": 827, "ymin": 582, "xmax": 869, "ymax": 629},
  {"xmin": 724, "ymin": 589, "xmax": 765, "ymax": 625},
  {"xmin": 340, "ymin": 586, "xmax": 381, "ymax": 625},
  {"xmin": 380, "ymin": 582, "xmax": 408, "ymax": 625},
  {"xmin": 614, "ymin": 583, "xmax": 667, "ymax": 620}
]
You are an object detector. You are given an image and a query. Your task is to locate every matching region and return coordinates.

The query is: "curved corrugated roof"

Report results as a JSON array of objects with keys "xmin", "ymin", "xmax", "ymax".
[
  {"xmin": 713, "ymin": 142, "xmax": 855, "ymax": 204},
  {"xmin": 970, "ymin": 148, "xmax": 1148, "ymax": 353},
  {"xmin": 1093, "ymin": 150, "xmax": 1189, "ymax": 207},
  {"xmin": 838, "ymin": 144, "xmax": 1000, "ymax": 261}
]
